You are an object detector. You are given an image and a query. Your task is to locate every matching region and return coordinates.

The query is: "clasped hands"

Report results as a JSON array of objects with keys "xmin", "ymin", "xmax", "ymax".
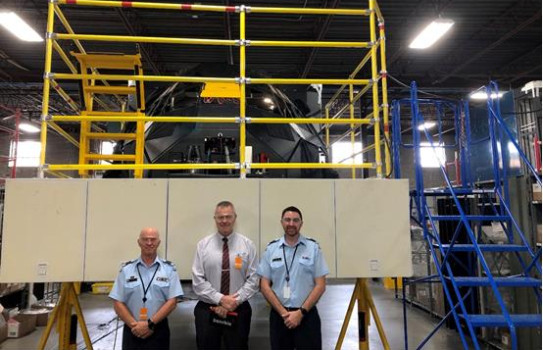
[
  {"xmin": 130, "ymin": 320, "xmax": 153, "ymax": 339},
  {"xmin": 210, "ymin": 293, "xmax": 239, "ymax": 318},
  {"xmin": 281, "ymin": 309, "xmax": 303, "ymax": 329}
]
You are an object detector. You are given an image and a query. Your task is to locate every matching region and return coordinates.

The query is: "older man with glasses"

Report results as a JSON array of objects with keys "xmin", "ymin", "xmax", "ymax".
[
  {"xmin": 257, "ymin": 206, "xmax": 329, "ymax": 350},
  {"xmin": 192, "ymin": 201, "xmax": 259, "ymax": 349}
]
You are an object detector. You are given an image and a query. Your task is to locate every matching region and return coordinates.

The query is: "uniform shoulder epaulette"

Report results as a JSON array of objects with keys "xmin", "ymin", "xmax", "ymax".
[
  {"xmin": 307, "ymin": 237, "xmax": 321, "ymax": 248},
  {"xmin": 162, "ymin": 259, "xmax": 177, "ymax": 271},
  {"xmin": 267, "ymin": 239, "xmax": 279, "ymax": 246},
  {"xmin": 119, "ymin": 259, "xmax": 136, "ymax": 271}
]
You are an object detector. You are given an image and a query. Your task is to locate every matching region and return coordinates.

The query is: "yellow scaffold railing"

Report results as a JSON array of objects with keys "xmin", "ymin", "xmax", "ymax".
[
  {"xmin": 39, "ymin": 1, "xmax": 391, "ymax": 349},
  {"xmin": 40, "ymin": 0, "xmax": 389, "ymax": 182}
]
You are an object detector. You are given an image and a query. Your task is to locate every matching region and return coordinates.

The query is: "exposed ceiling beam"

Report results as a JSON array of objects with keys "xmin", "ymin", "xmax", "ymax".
[
  {"xmin": 496, "ymin": 44, "xmax": 542, "ymax": 73},
  {"xmin": 506, "ymin": 65, "xmax": 542, "ymax": 84},
  {"xmin": 433, "ymin": 10, "xmax": 541, "ymax": 84},
  {"xmin": 300, "ymin": 0, "xmax": 340, "ymax": 78},
  {"xmin": 115, "ymin": 8, "xmax": 162, "ymax": 75}
]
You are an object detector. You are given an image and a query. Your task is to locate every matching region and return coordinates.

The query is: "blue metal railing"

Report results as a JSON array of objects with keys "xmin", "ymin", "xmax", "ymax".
[{"xmin": 394, "ymin": 81, "xmax": 542, "ymax": 350}]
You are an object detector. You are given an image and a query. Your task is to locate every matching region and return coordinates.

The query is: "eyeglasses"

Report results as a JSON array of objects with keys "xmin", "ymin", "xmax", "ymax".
[
  {"xmin": 215, "ymin": 215, "xmax": 235, "ymax": 221},
  {"xmin": 282, "ymin": 217, "xmax": 301, "ymax": 224}
]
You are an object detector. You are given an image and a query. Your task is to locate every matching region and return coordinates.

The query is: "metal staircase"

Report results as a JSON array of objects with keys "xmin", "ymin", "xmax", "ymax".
[{"xmin": 392, "ymin": 82, "xmax": 542, "ymax": 349}]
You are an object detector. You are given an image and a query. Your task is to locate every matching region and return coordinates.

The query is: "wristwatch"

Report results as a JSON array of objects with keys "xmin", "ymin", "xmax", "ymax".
[
  {"xmin": 147, "ymin": 319, "xmax": 155, "ymax": 331},
  {"xmin": 300, "ymin": 307, "xmax": 309, "ymax": 316}
]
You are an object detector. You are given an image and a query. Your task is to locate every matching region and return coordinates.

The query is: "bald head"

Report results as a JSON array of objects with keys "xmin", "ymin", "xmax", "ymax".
[
  {"xmin": 138, "ymin": 227, "xmax": 160, "ymax": 258},
  {"xmin": 139, "ymin": 227, "xmax": 160, "ymax": 240}
]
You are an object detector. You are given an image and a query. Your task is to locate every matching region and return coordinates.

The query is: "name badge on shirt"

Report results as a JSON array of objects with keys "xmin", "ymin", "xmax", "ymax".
[
  {"xmin": 235, "ymin": 255, "xmax": 243, "ymax": 270},
  {"xmin": 139, "ymin": 307, "xmax": 148, "ymax": 321},
  {"xmin": 126, "ymin": 276, "xmax": 137, "ymax": 283},
  {"xmin": 283, "ymin": 284, "xmax": 291, "ymax": 299},
  {"xmin": 156, "ymin": 277, "xmax": 169, "ymax": 282}
]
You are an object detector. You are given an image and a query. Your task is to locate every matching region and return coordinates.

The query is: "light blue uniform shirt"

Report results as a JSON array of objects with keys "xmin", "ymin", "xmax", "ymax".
[
  {"xmin": 257, "ymin": 235, "xmax": 329, "ymax": 308},
  {"xmin": 109, "ymin": 256, "xmax": 183, "ymax": 320}
]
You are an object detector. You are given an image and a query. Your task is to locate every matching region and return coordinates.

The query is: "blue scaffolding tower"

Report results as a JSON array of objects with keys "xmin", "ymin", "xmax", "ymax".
[{"xmin": 392, "ymin": 81, "xmax": 542, "ymax": 349}]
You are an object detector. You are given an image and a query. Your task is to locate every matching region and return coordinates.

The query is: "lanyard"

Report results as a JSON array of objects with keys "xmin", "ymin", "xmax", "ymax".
[
  {"xmin": 136, "ymin": 263, "xmax": 160, "ymax": 304},
  {"xmin": 282, "ymin": 244, "xmax": 299, "ymax": 283}
]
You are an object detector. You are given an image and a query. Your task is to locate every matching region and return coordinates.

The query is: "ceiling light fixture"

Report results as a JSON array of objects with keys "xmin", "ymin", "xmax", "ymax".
[
  {"xmin": 469, "ymin": 91, "xmax": 504, "ymax": 100},
  {"xmin": 19, "ymin": 122, "xmax": 41, "ymax": 133},
  {"xmin": 418, "ymin": 121, "xmax": 436, "ymax": 131},
  {"xmin": 409, "ymin": 19, "xmax": 454, "ymax": 49},
  {"xmin": 0, "ymin": 12, "xmax": 43, "ymax": 42},
  {"xmin": 263, "ymin": 97, "xmax": 273, "ymax": 104}
]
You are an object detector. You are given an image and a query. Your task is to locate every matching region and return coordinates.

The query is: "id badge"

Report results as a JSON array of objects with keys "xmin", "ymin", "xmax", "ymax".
[
  {"xmin": 283, "ymin": 284, "xmax": 291, "ymax": 299},
  {"xmin": 139, "ymin": 307, "xmax": 148, "ymax": 321},
  {"xmin": 234, "ymin": 255, "xmax": 243, "ymax": 270}
]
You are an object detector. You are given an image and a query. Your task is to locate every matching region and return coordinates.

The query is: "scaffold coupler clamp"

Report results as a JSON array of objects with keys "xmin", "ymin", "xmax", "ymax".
[{"xmin": 238, "ymin": 5, "xmax": 251, "ymax": 13}]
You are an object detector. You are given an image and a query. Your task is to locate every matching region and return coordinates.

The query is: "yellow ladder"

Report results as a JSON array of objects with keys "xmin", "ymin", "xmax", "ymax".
[{"xmin": 71, "ymin": 53, "xmax": 146, "ymax": 178}]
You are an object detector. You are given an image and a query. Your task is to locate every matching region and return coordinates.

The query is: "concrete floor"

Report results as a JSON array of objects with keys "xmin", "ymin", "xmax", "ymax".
[{"xmin": 1, "ymin": 280, "xmax": 468, "ymax": 349}]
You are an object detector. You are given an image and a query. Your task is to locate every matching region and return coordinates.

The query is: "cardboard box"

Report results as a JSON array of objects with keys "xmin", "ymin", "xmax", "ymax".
[
  {"xmin": 533, "ymin": 183, "xmax": 542, "ymax": 201},
  {"xmin": 7, "ymin": 314, "xmax": 36, "ymax": 338},
  {"xmin": 31, "ymin": 303, "xmax": 55, "ymax": 311},
  {"xmin": 0, "ymin": 315, "xmax": 7, "ymax": 344},
  {"xmin": 2, "ymin": 307, "xmax": 18, "ymax": 322},
  {"xmin": 21, "ymin": 309, "xmax": 50, "ymax": 327}
]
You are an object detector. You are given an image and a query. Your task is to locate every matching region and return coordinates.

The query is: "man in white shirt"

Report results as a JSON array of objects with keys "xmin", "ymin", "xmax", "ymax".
[{"xmin": 192, "ymin": 201, "xmax": 259, "ymax": 349}]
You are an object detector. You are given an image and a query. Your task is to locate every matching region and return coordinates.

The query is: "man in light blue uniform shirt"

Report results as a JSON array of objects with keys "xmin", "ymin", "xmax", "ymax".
[
  {"xmin": 258, "ymin": 206, "xmax": 329, "ymax": 350},
  {"xmin": 110, "ymin": 227, "xmax": 183, "ymax": 350}
]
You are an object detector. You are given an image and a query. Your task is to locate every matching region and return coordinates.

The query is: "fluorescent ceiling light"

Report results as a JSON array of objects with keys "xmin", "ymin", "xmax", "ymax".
[
  {"xmin": 19, "ymin": 122, "xmax": 40, "ymax": 133},
  {"xmin": 418, "ymin": 121, "xmax": 436, "ymax": 131},
  {"xmin": 0, "ymin": 12, "xmax": 43, "ymax": 42},
  {"xmin": 409, "ymin": 19, "xmax": 454, "ymax": 49},
  {"xmin": 469, "ymin": 91, "xmax": 504, "ymax": 100}
]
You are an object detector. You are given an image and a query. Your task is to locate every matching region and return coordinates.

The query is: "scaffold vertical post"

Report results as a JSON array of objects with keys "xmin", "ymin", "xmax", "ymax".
[
  {"xmin": 369, "ymin": 0, "xmax": 382, "ymax": 177},
  {"xmin": 325, "ymin": 107, "xmax": 330, "ymax": 153},
  {"xmin": 378, "ymin": 19, "xmax": 390, "ymax": 176},
  {"xmin": 134, "ymin": 62, "xmax": 146, "ymax": 178},
  {"xmin": 239, "ymin": 9, "xmax": 247, "ymax": 179},
  {"xmin": 39, "ymin": 1, "xmax": 56, "ymax": 178},
  {"xmin": 349, "ymin": 84, "xmax": 356, "ymax": 179}
]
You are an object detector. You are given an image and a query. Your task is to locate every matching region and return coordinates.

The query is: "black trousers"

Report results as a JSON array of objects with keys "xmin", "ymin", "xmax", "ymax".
[
  {"xmin": 270, "ymin": 307, "xmax": 322, "ymax": 350},
  {"xmin": 194, "ymin": 300, "xmax": 252, "ymax": 350},
  {"xmin": 122, "ymin": 318, "xmax": 170, "ymax": 350}
]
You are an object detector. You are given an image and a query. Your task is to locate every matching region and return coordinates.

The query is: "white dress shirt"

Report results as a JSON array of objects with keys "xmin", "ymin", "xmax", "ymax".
[{"xmin": 192, "ymin": 232, "xmax": 259, "ymax": 305}]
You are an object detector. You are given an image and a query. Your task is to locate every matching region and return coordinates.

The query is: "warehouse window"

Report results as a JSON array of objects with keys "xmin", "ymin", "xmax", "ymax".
[
  {"xmin": 9, "ymin": 140, "xmax": 41, "ymax": 167},
  {"xmin": 420, "ymin": 142, "xmax": 446, "ymax": 168},
  {"xmin": 332, "ymin": 141, "xmax": 362, "ymax": 164},
  {"xmin": 100, "ymin": 141, "xmax": 115, "ymax": 164}
]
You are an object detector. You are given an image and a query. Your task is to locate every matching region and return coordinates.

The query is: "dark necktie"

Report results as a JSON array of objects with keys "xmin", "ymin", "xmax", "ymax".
[{"xmin": 220, "ymin": 237, "xmax": 230, "ymax": 295}]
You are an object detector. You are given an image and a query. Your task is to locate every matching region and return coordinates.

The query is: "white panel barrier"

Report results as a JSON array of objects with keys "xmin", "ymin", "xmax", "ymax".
[{"xmin": 0, "ymin": 178, "xmax": 412, "ymax": 281}]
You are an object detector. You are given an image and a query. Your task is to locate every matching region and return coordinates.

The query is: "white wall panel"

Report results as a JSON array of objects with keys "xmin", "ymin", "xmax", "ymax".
[
  {"xmin": 167, "ymin": 179, "xmax": 260, "ymax": 279},
  {"xmin": 0, "ymin": 179, "xmax": 86, "ymax": 282},
  {"xmin": 335, "ymin": 179, "xmax": 412, "ymax": 277},
  {"xmin": 84, "ymin": 179, "xmax": 168, "ymax": 281},
  {"xmin": 0, "ymin": 178, "xmax": 412, "ymax": 282},
  {"xmin": 260, "ymin": 179, "xmax": 336, "ymax": 277}
]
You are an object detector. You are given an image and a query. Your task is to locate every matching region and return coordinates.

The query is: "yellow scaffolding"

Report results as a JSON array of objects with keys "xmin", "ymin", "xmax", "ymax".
[
  {"xmin": 39, "ymin": 0, "xmax": 389, "ymax": 180},
  {"xmin": 39, "ymin": 1, "xmax": 391, "ymax": 348}
]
